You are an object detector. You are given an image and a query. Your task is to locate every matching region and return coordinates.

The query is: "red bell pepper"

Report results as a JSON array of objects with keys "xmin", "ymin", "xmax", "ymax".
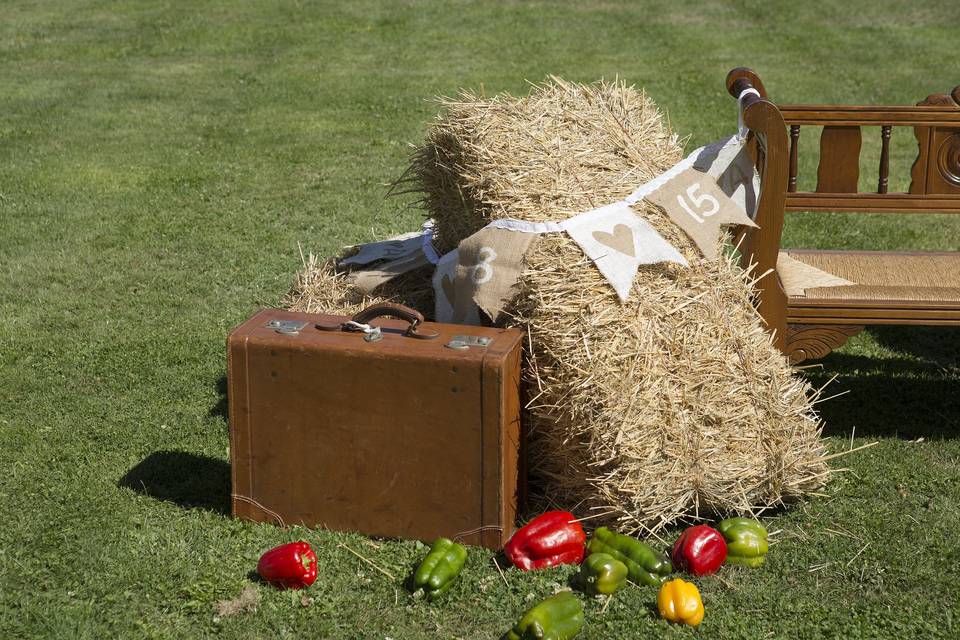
[
  {"xmin": 671, "ymin": 525, "xmax": 727, "ymax": 576},
  {"xmin": 257, "ymin": 541, "xmax": 318, "ymax": 589},
  {"xmin": 504, "ymin": 510, "xmax": 586, "ymax": 571}
]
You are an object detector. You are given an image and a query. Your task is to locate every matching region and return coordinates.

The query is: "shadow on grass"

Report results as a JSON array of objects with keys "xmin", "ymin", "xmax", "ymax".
[
  {"xmin": 246, "ymin": 570, "xmax": 268, "ymax": 585},
  {"xmin": 870, "ymin": 325, "xmax": 960, "ymax": 366},
  {"xmin": 210, "ymin": 375, "xmax": 228, "ymax": 423},
  {"xmin": 119, "ymin": 450, "xmax": 231, "ymax": 514},
  {"xmin": 800, "ymin": 327, "xmax": 960, "ymax": 440}
]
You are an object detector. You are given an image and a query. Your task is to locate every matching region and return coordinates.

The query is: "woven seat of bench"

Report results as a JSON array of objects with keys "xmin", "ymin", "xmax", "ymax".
[{"xmin": 781, "ymin": 250, "xmax": 960, "ymax": 305}]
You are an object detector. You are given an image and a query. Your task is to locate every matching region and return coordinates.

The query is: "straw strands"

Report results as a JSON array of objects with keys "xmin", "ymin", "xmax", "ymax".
[
  {"xmin": 283, "ymin": 252, "xmax": 434, "ymax": 319},
  {"xmin": 399, "ymin": 77, "xmax": 829, "ymax": 534}
]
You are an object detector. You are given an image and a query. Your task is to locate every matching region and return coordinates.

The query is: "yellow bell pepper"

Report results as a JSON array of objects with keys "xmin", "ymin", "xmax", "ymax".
[{"xmin": 657, "ymin": 578, "xmax": 704, "ymax": 627}]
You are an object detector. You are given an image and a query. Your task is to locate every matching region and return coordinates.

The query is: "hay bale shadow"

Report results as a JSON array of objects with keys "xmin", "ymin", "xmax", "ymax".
[
  {"xmin": 802, "ymin": 335, "xmax": 960, "ymax": 440},
  {"xmin": 119, "ymin": 450, "xmax": 231, "ymax": 514}
]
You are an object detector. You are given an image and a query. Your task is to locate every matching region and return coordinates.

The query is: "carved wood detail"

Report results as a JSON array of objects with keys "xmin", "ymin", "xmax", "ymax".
[
  {"xmin": 917, "ymin": 88, "xmax": 960, "ymax": 108},
  {"xmin": 785, "ymin": 324, "xmax": 864, "ymax": 364},
  {"xmin": 937, "ymin": 132, "xmax": 960, "ymax": 187},
  {"xmin": 910, "ymin": 87, "xmax": 960, "ymax": 195},
  {"xmin": 909, "ymin": 123, "xmax": 931, "ymax": 195}
]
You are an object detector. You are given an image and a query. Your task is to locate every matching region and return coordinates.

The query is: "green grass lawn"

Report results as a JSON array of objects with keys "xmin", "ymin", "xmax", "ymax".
[{"xmin": 2, "ymin": 1, "xmax": 959, "ymax": 637}]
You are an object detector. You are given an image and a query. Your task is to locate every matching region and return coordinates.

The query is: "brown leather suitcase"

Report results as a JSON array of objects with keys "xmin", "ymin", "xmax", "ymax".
[{"xmin": 227, "ymin": 304, "xmax": 525, "ymax": 549}]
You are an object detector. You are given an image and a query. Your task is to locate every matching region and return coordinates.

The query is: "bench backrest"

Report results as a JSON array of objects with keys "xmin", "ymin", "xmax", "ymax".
[{"xmin": 779, "ymin": 91, "xmax": 960, "ymax": 214}]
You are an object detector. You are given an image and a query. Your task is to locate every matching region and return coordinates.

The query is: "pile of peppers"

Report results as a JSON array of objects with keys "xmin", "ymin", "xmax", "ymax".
[
  {"xmin": 494, "ymin": 511, "xmax": 770, "ymax": 634},
  {"xmin": 251, "ymin": 511, "xmax": 771, "ymax": 638}
]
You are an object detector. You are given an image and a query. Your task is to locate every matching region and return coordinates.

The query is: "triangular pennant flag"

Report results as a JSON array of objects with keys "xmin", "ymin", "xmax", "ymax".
[
  {"xmin": 432, "ymin": 249, "xmax": 482, "ymax": 325},
  {"xmin": 455, "ymin": 226, "xmax": 536, "ymax": 323},
  {"xmin": 692, "ymin": 135, "xmax": 762, "ymax": 219},
  {"xmin": 646, "ymin": 166, "xmax": 756, "ymax": 260},
  {"xmin": 560, "ymin": 201, "xmax": 688, "ymax": 301}
]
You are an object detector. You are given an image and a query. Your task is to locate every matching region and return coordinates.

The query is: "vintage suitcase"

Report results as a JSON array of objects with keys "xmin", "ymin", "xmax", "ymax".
[{"xmin": 227, "ymin": 303, "xmax": 525, "ymax": 549}]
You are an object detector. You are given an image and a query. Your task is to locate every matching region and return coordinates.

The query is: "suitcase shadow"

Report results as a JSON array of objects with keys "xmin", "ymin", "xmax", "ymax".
[
  {"xmin": 119, "ymin": 450, "xmax": 231, "ymax": 514},
  {"xmin": 209, "ymin": 375, "xmax": 228, "ymax": 425}
]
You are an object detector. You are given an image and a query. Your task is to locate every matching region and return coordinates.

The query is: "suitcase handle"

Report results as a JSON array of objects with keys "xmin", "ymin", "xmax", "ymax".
[{"xmin": 318, "ymin": 303, "xmax": 439, "ymax": 340}]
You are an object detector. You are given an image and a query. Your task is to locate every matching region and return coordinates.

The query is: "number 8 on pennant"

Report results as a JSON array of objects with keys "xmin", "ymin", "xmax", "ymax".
[{"xmin": 470, "ymin": 247, "xmax": 498, "ymax": 284}]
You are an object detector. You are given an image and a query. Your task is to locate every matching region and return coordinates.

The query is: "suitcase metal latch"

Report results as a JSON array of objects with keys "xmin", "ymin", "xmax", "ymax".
[
  {"xmin": 445, "ymin": 335, "xmax": 493, "ymax": 350},
  {"xmin": 266, "ymin": 319, "xmax": 308, "ymax": 335}
]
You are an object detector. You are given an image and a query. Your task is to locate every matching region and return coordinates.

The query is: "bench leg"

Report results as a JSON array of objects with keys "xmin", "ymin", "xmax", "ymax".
[{"xmin": 785, "ymin": 324, "xmax": 864, "ymax": 364}]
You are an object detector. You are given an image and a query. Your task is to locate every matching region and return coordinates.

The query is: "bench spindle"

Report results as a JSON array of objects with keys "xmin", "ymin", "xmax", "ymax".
[
  {"xmin": 878, "ymin": 125, "xmax": 892, "ymax": 194},
  {"xmin": 788, "ymin": 125, "xmax": 800, "ymax": 192}
]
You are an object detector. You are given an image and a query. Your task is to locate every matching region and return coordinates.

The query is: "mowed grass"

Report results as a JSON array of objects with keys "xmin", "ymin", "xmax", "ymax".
[{"xmin": 1, "ymin": 1, "xmax": 959, "ymax": 638}]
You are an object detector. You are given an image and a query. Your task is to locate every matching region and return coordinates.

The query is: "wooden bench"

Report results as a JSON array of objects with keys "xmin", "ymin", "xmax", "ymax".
[{"xmin": 726, "ymin": 67, "xmax": 960, "ymax": 363}]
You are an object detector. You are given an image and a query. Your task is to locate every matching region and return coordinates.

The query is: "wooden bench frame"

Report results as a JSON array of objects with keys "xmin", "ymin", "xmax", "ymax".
[{"xmin": 726, "ymin": 67, "xmax": 960, "ymax": 363}]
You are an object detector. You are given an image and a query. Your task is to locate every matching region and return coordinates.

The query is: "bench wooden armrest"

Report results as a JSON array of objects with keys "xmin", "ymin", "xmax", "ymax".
[{"xmin": 725, "ymin": 68, "xmax": 790, "ymax": 350}]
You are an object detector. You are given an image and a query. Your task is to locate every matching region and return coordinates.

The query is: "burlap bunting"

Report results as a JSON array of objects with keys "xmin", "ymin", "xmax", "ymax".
[
  {"xmin": 335, "ymin": 134, "xmax": 764, "ymax": 325},
  {"xmin": 430, "ymin": 135, "xmax": 760, "ymax": 323}
]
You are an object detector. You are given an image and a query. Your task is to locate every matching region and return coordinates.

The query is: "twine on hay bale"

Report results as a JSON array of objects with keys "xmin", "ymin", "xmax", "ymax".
[{"xmin": 397, "ymin": 76, "xmax": 830, "ymax": 534}]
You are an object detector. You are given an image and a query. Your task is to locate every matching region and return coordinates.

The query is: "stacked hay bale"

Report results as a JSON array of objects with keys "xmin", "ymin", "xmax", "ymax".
[{"xmin": 401, "ymin": 77, "xmax": 828, "ymax": 534}]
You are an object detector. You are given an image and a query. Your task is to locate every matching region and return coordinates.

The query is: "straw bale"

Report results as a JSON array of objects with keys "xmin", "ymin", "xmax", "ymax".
[
  {"xmin": 283, "ymin": 252, "xmax": 434, "ymax": 319},
  {"xmin": 402, "ymin": 77, "xmax": 829, "ymax": 534}
]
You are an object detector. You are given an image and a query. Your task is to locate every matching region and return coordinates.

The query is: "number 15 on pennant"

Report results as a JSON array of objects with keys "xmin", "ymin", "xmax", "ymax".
[
  {"xmin": 645, "ymin": 167, "xmax": 755, "ymax": 261},
  {"xmin": 676, "ymin": 183, "xmax": 720, "ymax": 224}
]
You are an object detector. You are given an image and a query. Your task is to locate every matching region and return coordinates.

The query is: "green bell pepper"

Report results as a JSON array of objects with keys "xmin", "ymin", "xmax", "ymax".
[
  {"xmin": 586, "ymin": 527, "xmax": 671, "ymax": 587},
  {"xmin": 504, "ymin": 591, "xmax": 584, "ymax": 640},
  {"xmin": 717, "ymin": 518, "xmax": 768, "ymax": 567},
  {"xmin": 413, "ymin": 538, "xmax": 467, "ymax": 599},
  {"xmin": 576, "ymin": 552, "xmax": 627, "ymax": 596}
]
